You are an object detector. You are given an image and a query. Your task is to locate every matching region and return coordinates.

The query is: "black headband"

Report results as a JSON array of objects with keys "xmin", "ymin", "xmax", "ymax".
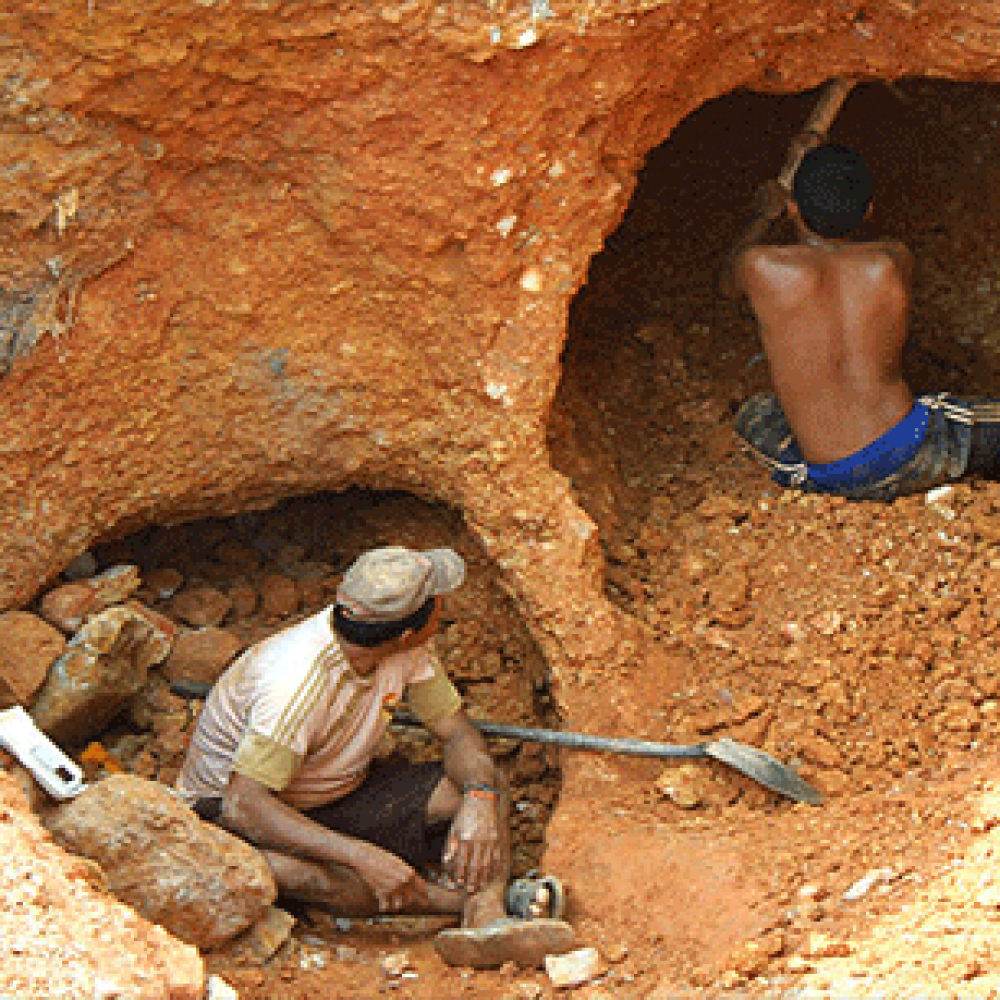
[{"xmin": 332, "ymin": 597, "xmax": 436, "ymax": 648}]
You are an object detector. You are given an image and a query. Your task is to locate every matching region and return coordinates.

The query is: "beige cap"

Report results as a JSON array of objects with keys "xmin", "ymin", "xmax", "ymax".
[{"xmin": 338, "ymin": 546, "xmax": 466, "ymax": 620}]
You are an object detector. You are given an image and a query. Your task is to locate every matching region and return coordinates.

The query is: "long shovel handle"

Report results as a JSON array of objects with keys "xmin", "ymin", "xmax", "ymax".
[{"xmin": 398, "ymin": 711, "xmax": 709, "ymax": 759}]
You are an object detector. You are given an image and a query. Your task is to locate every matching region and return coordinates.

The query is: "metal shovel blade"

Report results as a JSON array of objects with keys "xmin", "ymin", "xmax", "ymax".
[
  {"xmin": 704, "ymin": 737, "xmax": 824, "ymax": 806},
  {"xmin": 397, "ymin": 713, "xmax": 824, "ymax": 807}
]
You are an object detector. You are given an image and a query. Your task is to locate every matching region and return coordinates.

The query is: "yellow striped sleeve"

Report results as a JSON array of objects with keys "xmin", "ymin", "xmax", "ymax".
[
  {"xmin": 406, "ymin": 661, "xmax": 461, "ymax": 726},
  {"xmin": 232, "ymin": 731, "xmax": 302, "ymax": 791}
]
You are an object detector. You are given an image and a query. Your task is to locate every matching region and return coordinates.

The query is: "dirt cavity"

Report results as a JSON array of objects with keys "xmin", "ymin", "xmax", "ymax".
[{"xmin": 540, "ymin": 78, "xmax": 1000, "ymax": 995}]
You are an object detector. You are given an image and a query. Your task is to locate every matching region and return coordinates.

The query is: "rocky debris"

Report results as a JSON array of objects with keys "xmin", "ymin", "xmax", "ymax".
[
  {"xmin": 29, "ymin": 605, "xmax": 162, "ymax": 746},
  {"xmin": 38, "ymin": 564, "xmax": 142, "ymax": 633},
  {"xmin": 162, "ymin": 626, "xmax": 243, "ymax": 686},
  {"xmin": 216, "ymin": 906, "xmax": 296, "ymax": 964},
  {"xmin": 165, "ymin": 585, "xmax": 234, "ymax": 628},
  {"xmin": 0, "ymin": 770, "xmax": 204, "ymax": 998},
  {"xmin": 42, "ymin": 774, "xmax": 276, "ymax": 951},
  {"xmin": 258, "ymin": 573, "xmax": 301, "ymax": 620},
  {"xmin": 0, "ymin": 610, "xmax": 66, "ymax": 708}
]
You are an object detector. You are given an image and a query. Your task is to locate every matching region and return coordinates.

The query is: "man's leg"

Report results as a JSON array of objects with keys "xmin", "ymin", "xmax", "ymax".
[
  {"xmin": 260, "ymin": 850, "xmax": 463, "ymax": 917},
  {"xmin": 426, "ymin": 772, "xmax": 575, "ymax": 968}
]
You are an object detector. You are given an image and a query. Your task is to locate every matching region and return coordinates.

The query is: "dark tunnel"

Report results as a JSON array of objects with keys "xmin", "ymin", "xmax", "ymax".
[{"xmin": 549, "ymin": 79, "xmax": 1000, "ymax": 557}]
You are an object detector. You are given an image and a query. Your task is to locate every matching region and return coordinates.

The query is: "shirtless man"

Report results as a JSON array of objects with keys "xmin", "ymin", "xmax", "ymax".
[{"xmin": 725, "ymin": 142, "xmax": 1000, "ymax": 501}]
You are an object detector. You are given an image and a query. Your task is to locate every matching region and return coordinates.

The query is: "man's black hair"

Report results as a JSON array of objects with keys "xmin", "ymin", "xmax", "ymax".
[
  {"xmin": 792, "ymin": 144, "xmax": 874, "ymax": 239},
  {"xmin": 332, "ymin": 596, "xmax": 436, "ymax": 648}
]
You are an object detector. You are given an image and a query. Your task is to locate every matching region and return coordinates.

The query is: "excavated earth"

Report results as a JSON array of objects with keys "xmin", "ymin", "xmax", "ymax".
[{"xmin": 7, "ymin": 3, "xmax": 1000, "ymax": 998}]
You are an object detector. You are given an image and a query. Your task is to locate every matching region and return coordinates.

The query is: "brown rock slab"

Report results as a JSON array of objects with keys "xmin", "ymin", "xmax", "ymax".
[
  {"xmin": 163, "ymin": 626, "xmax": 243, "ymax": 685},
  {"xmin": 42, "ymin": 774, "xmax": 276, "ymax": 950},
  {"xmin": 0, "ymin": 611, "xmax": 66, "ymax": 708}
]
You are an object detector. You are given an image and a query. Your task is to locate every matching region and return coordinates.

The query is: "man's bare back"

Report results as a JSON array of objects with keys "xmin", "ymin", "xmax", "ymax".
[
  {"xmin": 728, "ymin": 143, "xmax": 1000, "ymax": 501},
  {"xmin": 736, "ymin": 234, "xmax": 915, "ymax": 464}
]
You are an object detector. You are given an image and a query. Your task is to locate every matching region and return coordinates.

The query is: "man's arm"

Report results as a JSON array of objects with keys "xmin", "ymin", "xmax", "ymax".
[
  {"xmin": 425, "ymin": 708, "xmax": 510, "ymax": 894},
  {"xmin": 717, "ymin": 179, "xmax": 791, "ymax": 298},
  {"xmin": 220, "ymin": 771, "xmax": 430, "ymax": 912}
]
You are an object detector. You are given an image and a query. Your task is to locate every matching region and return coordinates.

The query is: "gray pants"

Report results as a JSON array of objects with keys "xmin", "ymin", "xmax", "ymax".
[{"xmin": 733, "ymin": 392, "xmax": 1000, "ymax": 502}]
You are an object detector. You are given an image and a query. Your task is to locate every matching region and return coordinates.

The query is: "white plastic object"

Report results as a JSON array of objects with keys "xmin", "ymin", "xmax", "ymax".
[{"xmin": 0, "ymin": 706, "xmax": 86, "ymax": 800}]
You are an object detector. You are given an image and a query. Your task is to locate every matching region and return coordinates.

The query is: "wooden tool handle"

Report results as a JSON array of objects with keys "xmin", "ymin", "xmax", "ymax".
[
  {"xmin": 776, "ymin": 77, "xmax": 857, "ymax": 188},
  {"xmin": 727, "ymin": 78, "xmax": 857, "ymax": 258}
]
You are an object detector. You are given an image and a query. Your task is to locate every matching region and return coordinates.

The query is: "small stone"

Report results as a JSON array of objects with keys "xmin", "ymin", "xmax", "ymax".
[
  {"xmin": 654, "ymin": 764, "xmax": 704, "ymax": 808},
  {"xmin": 217, "ymin": 906, "xmax": 296, "ymax": 964},
  {"xmin": 843, "ymin": 868, "xmax": 898, "ymax": 901},
  {"xmin": 801, "ymin": 932, "xmax": 852, "ymax": 958},
  {"xmin": 0, "ymin": 612, "xmax": 66, "ymax": 707},
  {"xmin": 258, "ymin": 574, "xmax": 300, "ymax": 619},
  {"xmin": 162, "ymin": 627, "xmax": 243, "ymax": 685},
  {"xmin": 544, "ymin": 946, "xmax": 601, "ymax": 988},
  {"xmin": 378, "ymin": 950, "xmax": 412, "ymax": 977},
  {"xmin": 205, "ymin": 975, "xmax": 240, "ymax": 999},
  {"xmin": 166, "ymin": 586, "xmax": 233, "ymax": 628},
  {"xmin": 61, "ymin": 551, "xmax": 99, "ymax": 581},
  {"xmin": 142, "ymin": 568, "xmax": 186, "ymax": 600},
  {"xmin": 227, "ymin": 581, "xmax": 259, "ymax": 618}
]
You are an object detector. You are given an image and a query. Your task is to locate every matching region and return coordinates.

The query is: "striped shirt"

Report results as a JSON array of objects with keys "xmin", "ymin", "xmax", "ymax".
[{"xmin": 175, "ymin": 606, "xmax": 461, "ymax": 810}]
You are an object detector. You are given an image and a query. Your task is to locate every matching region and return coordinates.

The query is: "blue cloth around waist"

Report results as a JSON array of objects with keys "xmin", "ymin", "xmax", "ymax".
[{"xmin": 806, "ymin": 401, "xmax": 930, "ymax": 489}]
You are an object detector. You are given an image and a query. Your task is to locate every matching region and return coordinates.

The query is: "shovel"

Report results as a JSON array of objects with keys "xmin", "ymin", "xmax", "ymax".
[
  {"xmin": 169, "ymin": 680, "xmax": 822, "ymax": 805},
  {"xmin": 391, "ymin": 708, "xmax": 821, "ymax": 806}
]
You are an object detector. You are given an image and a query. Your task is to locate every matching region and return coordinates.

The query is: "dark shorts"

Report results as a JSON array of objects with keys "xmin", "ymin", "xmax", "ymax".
[
  {"xmin": 194, "ymin": 756, "xmax": 450, "ymax": 872},
  {"xmin": 734, "ymin": 392, "xmax": 1000, "ymax": 502}
]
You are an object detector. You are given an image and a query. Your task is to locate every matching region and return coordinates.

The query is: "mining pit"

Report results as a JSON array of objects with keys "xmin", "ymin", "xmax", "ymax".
[{"xmin": 7, "ymin": 3, "xmax": 1000, "ymax": 996}]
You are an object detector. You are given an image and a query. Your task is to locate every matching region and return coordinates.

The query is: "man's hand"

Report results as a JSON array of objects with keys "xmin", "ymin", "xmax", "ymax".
[
  {"xmin": 752, "ymin": 179, "xmax": 791, "ymax": 223},
  {"xmin": 443, "ymin": 792, "xmax": 503, "ymax": 895},
  {"xmin": 355, "ymin": 842, "xmax": 431, "ymax": 913}
]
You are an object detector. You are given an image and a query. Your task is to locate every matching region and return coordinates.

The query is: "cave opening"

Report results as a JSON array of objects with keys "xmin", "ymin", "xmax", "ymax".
[
  {"xmin": 550, "ymin": 78, "xmax": 1000, "ymax": 605},
  {"xmin": 47, "ymin": 487, "xmax": 562, "ymax": 877}
]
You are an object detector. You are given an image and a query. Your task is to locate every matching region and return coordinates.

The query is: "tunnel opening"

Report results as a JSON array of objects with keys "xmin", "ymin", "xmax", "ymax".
[
  {"xmin": 551, "ymin": 77, "xmax": 1000, "ymax": 597},
  {"xmin": 27, "ymin": 487, "xmax": 562, "ymax": 882},
  {"xmin": 539, "ymin": 77, "xmax": 1000, "ymax": 989}
]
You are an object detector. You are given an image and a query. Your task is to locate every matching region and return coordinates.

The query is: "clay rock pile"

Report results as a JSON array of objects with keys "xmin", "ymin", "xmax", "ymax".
[{"xmin": 0, "ymin": 548, "xmax": 329, "ymax": 955}]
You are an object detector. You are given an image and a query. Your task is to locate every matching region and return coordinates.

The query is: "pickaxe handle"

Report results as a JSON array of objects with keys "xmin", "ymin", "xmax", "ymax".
[
  {"xmin": 776, "ymin": 77, "xmax": 857, "ymax": 188},
  {"xmin": 735, "ymin": 78, "xmax": 858, "ymax": 250}
]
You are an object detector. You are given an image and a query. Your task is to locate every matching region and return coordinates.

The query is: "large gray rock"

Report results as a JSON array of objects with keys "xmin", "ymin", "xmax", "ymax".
[
  {"xmin": 29, "ymin": 605, "xmax": 158, "ymax": 745},
  {"xmin": 43, "ymin": 774, "xmax": 276, "ymax": 950}
]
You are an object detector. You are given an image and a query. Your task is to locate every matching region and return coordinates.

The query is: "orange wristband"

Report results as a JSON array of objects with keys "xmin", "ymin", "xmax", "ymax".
[{"xmin": 462, "ymin": 782, "xmax": 499, "ymax": 800}]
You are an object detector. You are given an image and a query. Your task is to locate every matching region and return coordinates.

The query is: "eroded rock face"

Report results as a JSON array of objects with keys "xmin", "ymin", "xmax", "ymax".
[
  {"xmin": 0, "ymin": 770, "xmax": 204, "ymax": 997},
  {"xmin": 1, "ymin": 1, "xmax": 998, "ymax": 702}
]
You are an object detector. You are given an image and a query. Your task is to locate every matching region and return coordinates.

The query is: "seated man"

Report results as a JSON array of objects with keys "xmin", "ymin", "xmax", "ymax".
[
  {"xmin": 175, "ymin": 544, "xmax": 573, "ymax": 968},
  {"xmin": 724, "ymin": 142, "xmax": 1000, "ymax": 502}
]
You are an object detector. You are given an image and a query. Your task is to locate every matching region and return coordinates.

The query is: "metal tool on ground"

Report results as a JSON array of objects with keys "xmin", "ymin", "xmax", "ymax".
[
  {"xmin": 392, "ymin": 708, "xmax": 822, "ymax": 806},
  {"xmin": 0, "ymin": 705, "xmax": 86, "ymax": 800},
  {"xmin": 169, "ymin": 680, "xmax": 823, "ymax": 805}
]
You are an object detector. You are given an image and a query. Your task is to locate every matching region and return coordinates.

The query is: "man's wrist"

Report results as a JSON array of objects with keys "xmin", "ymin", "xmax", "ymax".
[{"xmin": 462, "ymin": 781, "xmax": 500, "ymax": 801}]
